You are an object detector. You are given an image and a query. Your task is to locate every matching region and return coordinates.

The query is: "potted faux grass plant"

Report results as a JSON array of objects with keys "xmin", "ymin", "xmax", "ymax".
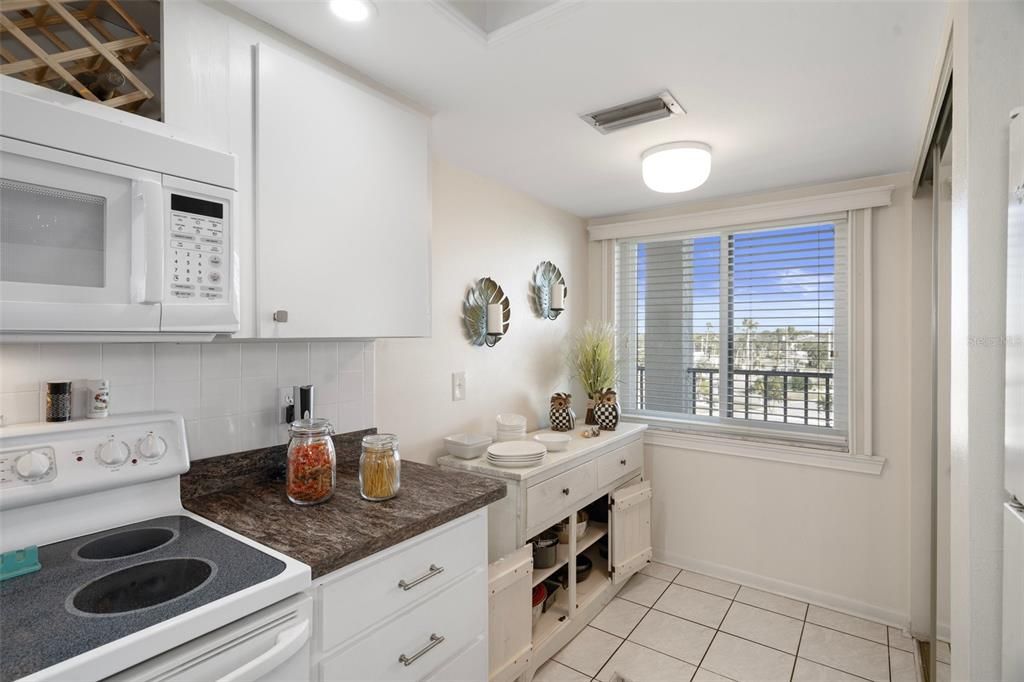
[{"xmin": 569, "ymin": 321, "xmax": 619, "ymax": 425}]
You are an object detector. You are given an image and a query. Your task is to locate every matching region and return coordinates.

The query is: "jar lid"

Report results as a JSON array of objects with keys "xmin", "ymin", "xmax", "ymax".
[
  {"xmin": 362, "ymin": 433, "xmax": 398, "ymax": 448},
  {"xmin": 289, "ymin": 418, "xmax": 333, "ymax": 436}
]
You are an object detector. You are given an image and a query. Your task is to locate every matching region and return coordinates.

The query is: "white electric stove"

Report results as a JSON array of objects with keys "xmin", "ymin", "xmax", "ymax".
[{"xmin": 0, "ymin": 412, "xmax": 311, "ymax": 682}]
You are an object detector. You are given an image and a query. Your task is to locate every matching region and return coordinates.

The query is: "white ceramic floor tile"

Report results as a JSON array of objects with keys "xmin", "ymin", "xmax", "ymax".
[
  {"xmin": 936, "ymin": 640, "xmax": 950, "ymax": 664},
  {"xmin": 798, "ymin": 623, "xmax": 889, "ymax": 682},
  {"xmin": 553, "ymin": 626, "xmax": 623, "ymax": 678},
  {"xmin": 619, "ymin": 573, "xmax": 671, "ymax": 607},
  {"xmin": 641, "ymin": 561, "xmax": 681, "ymax": 582},
  {"xmin": 734, "ymin": 586, "xmax": 808, "ymax": 620},
  {"xmin": 888, "ymin": 626, "xmax": 915, "ymax": 653},
  {"xmin": 693, "ymin": 669, "xmax": 736, "ymax": 682},
  {"xmin": 807, "ymin": 605, "xmax": 887, "ymax": 644},
  {"xmin": 534, "ymin": 659, "xmax": 592, "ymax": 682},
  {"xmin": 720, "ymin": 602, "xmax": 804, "ymax": 654},
  {"xmin": 654, "ymin": 584, "xmax": 732, "ymax": 629},
  {"xmin": 792, "ymin": 658, "xmax": 868, "ymax": 682},
  {"xmin": 936, "ymin": 661, "xmax": 950, "ymax": 682},
  {"xmin": 591, "ymin": 598, "xmax": 649, "ymax": 638},
  {"xmin": 701, "ymin": 632, "xmax": 795, "ymax": 682},
  {"xmin": 890, "ymin": 647, "xmax": 917, "ymax": 682},
  {"xmin": 628, "ymin": 608, "xmax": 716, "ymax": 666},
  {"xmin": 674, "ymin": 570, "xmax": 740, "ymax": 599},
  {"xmin": 595, "ymin": 641, "xmax": 697, "ymax": 682}
]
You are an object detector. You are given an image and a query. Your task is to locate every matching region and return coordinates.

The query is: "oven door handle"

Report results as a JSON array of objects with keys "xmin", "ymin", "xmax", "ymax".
[
  {"xmin": 217, "ymin": 619, "xmax": 310, "ymax": 682},
  {"xmin": 131, "ymin": 178, "xmax": 164, "ymax": 304}
]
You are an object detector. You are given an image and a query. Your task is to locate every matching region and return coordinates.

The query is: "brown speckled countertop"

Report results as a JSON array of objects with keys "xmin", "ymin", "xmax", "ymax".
[{"xmin": 182, "ymin": 429, "xmax": 506, "ymax": 579}]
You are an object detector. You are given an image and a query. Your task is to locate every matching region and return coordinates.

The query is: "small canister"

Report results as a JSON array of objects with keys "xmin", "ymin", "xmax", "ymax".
[
  {"xmin": 45, "ymin": 381, "xmax": 72, "ymax": 422},
  {"xmin": 86, "ymin": 379, "xmax": 109, "ymax": 419},
  {"xmin": 359, "ymin": 434, "xmax": 400, "ymax": 501}
]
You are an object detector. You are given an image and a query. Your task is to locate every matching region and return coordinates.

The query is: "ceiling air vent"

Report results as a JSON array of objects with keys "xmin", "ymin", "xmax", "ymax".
[{"xmin": 581, "ymin": 91, "xmax": 685, "ymax": 135}]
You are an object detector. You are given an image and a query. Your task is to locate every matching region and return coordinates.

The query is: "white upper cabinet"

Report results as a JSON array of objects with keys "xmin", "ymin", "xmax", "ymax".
[{"xmin": 253, "ymin": 43, "xmax": 431, "ymax": 339}]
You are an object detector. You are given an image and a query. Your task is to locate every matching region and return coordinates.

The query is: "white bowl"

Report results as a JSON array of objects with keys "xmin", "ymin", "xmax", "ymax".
[
  {"xmin": 444, "ymin": 433, "xmax": 493, "ymax": 459},
  {"xmin": 496, "ymin": 413, "xmax": 527, "ymax": 427},
  {"xmin": 533, "ymin": 433, "xmax": 571, "ymax": 452}
]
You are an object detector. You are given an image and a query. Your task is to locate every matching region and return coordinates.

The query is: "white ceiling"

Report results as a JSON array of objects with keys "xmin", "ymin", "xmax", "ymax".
[{"xmin": 231, "ymin": 0, "xmax": 947, "ymax": 218}]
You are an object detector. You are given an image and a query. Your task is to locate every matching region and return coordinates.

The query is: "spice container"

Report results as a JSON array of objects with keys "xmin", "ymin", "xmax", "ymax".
[
  {"xmin": 45, "ymin": 381, "xmax": 72, "ymax": 422},
  {"xmin": 360, "ymin": 434, "xmax": 400, "ymax": 501},
  {"xmin": 286, "ymin": 418, "xmax": 336, "ymax": 505}
]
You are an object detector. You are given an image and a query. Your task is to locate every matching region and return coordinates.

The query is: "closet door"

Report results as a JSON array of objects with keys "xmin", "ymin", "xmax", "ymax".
[
  {"xmin": 609, "ymin": 480, "xmax": 652, "ymax": 585},
  {"xmin": 254, "ymin": 43, "xmax": 431, "ymax": 338}
]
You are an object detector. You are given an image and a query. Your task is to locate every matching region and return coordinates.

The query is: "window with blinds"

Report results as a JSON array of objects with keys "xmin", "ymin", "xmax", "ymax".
[{"xmin": 616, "ymin": 218, "xmax": 848, "ymax": 443}]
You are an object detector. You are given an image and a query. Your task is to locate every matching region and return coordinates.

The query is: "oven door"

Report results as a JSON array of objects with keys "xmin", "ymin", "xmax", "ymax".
[
  {"xmin": 107, "ymin": 594, "xmax": 312, "ymax": 682},
  {"xmin": 0, "ymin": 138, "xmax": 164, "ymax": 333}
]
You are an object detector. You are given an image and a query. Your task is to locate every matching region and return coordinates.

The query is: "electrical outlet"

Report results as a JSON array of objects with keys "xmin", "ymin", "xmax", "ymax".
[{"xmin": 452, "ymin": 371, "xmax": 466, "ymax": 401}]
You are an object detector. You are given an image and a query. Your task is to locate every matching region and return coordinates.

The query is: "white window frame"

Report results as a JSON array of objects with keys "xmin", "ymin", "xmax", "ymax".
[{"xmin": 589, "ymin": 184, "xmax": 890, "ymax": 475}]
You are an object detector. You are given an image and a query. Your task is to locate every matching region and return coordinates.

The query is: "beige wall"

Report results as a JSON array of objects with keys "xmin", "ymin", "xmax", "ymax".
[
  {"xmin": 375, "ymin": 159, "xmax": 588, "ymax": 464},
  {"xmin": 608, "ymin": 181, "xmax": 920, "ymax": 626}
]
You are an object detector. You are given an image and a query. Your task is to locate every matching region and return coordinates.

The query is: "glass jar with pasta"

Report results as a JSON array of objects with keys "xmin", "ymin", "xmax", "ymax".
[
  {"xmin": 286, "ymin": 418, "xmax": 336, "ymax": 505},
  {"xmin": 360, "ymin": 434, "xmax": 400, "ymax": 501}
]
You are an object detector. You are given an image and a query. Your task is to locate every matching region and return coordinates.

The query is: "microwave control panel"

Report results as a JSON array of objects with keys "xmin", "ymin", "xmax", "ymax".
[{"xmin": 166, "ymin": 193, "xmax": 228, "ymax": 303}]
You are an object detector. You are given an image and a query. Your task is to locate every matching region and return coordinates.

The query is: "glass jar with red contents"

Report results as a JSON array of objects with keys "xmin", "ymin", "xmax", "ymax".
[{"xmin": 286, "ymin": 418, "xmax": 336, "ymax": 505}]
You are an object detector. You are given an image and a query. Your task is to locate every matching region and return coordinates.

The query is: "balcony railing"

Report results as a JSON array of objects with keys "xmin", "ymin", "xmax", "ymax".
[{"xmin": 635, "ymin": 366, "xmax": 833, "ymax": 427}]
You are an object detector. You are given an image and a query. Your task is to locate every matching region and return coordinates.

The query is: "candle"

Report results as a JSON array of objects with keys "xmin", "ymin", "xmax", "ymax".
[
  {"xmin": 551, "ymin": 283, "xmax": 565, "ymax": 311},
  {"xmin": 487, "ymin": 303, "xmax": 503, "ymax": 335}
]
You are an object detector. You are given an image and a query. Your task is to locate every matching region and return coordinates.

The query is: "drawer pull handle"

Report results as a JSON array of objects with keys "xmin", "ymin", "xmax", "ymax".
[
  {"xmin": 399, "ymin": 633, "xmax": 445, "ymax": 667},
  {"xmin": 620, "ymin": 458, "xmax": 627, "ymax": 465},
  {"xmin": 398, "ymin": 564, "xmax": 444, "ymax": 591},
  {"xmin": 562, "ymin": 487, "xmax": 570, "ymax": 496}
]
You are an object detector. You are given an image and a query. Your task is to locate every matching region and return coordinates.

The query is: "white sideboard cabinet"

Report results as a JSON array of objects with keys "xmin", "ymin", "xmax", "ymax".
[{"xmin": 439, "ymin": 423, "xmax": 651, "ymax": 682}]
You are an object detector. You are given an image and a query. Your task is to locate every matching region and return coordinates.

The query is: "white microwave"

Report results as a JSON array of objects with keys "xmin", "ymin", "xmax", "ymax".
[{"xmin": 0, "ymin": 80, "xmax": 239, "ymax": 340}]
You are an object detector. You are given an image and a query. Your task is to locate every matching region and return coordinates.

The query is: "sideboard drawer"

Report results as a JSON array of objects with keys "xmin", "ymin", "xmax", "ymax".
[
  {"xmin": 320, "ymin": 569, "xmax": 486, "ymax": 682},
  {"xmin": 597, "ymin": 438, "xmax": 643, "ymax": 488},
  {"xmin": 526, "ymin": 461, "xmax": 596, "ymax": 532},
  {"xmin": 319, "ymin": 512, "xmax": 485, "ymax": 653}
]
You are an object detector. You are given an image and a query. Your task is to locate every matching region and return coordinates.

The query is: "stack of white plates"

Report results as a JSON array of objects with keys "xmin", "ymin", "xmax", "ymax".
[
  {"xmin": 495, "ymin": 413, "xmax": 527, "ymax": 442},
  {"xmin": 487, "ymin": 441, "xmax": 546, "ymax": 468}
]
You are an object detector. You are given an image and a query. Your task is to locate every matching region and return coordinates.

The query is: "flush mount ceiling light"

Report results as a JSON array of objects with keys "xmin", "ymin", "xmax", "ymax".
[
  {"xmin": 330, "ymin": 0, "xmax": 375, "ymax": 22},
  {"xmin": 641, "ymin": 141, "xmax": 712, "ymax": 193}
]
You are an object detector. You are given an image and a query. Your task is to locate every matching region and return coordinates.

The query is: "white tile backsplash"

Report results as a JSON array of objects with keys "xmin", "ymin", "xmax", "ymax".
[{"xmin": 0, "ymin": 341, "xmax": 375, "ymax": 461}]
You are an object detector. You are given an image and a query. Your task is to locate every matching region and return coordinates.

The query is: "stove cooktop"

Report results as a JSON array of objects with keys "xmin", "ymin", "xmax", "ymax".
[{"xmin": 0, "ymin": 516, "xmax": 285, "ymax": 682}]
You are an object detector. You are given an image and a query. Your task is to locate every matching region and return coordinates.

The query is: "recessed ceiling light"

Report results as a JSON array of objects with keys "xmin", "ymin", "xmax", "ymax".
[
  {"xmin": 330, "ymin": 0, "xmax": 375, "ymax": 22},
  {"xmin": 641, "ymin": 141, "xmax": 712, "ymax": 193}
]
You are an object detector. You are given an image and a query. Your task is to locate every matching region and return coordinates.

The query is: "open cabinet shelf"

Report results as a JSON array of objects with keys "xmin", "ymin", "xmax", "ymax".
[
  {"xmin": 576, "ymin": 521, "xmax": 608, "ymax": 555},
  {"xmin": 532, "ymin": 545, "xmax": 569, "ymax": 587},
  {"xmin": 576, "ymin": 545, "xmax": 612, "ymax": 611},
  {"xmin": 533, "ymin": 588, "xmax": 569, "ymax": 649}
]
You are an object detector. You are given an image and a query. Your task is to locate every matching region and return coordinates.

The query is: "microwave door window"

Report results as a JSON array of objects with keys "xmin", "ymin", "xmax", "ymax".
[{"xmin": 0, "ymin": 179, "xmax": 105, "ymax": 288}]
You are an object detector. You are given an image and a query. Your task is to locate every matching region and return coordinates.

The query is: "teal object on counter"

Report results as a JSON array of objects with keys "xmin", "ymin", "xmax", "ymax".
[{"xmin": 0, "ymin": 546, "xmax": 41, "ymax": 581}]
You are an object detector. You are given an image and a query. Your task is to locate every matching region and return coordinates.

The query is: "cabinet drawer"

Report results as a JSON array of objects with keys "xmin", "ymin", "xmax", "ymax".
[
  {"xmin": 319, "ymin": 513, "xmax": 485, "ymax": 652},
  {"xmin": 320, "ymin": 569, "xmax": 486, "ymax": 682},
  {"xmin": 425, "ymin": 635, "xmax": 487, "ymax": 682},
  {"xmin": 526, "ymin": 461, "xmax": 596, "ymax": 532},
  {"xmin": 597, "ymin": 438, "xmax": 644, "ymax": 488}
]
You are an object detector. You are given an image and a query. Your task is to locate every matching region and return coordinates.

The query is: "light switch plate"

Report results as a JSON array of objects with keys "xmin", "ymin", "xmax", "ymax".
[{"xmin": 452, "ymin": 371, "xmax": 466, "ymax": 401}]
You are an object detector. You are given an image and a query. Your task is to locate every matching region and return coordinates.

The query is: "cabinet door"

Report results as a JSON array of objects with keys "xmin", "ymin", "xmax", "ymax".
[
  {"xmin": 254, "ymin": 43, "xmax": 431, "ymax": 338},
  {"xmin": 609, "ymin": 479, "xmax": 652, "ymax": 585},
  {"xmin": 488, "ymin": 545, "xmax": 532, "ymax": 682}
]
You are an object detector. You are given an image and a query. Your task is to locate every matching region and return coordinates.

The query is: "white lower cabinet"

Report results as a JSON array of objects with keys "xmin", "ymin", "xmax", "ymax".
[
  {"xmin": 311, "ymin": 510, "xmax": 489, "ymax": 682},
  {"xmin": 438, "ymin": 423, "xmax": 651, "ymax": 682}
]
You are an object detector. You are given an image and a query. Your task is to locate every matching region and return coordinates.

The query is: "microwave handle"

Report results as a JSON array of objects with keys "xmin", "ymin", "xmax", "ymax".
[{"xmin": 131, "ymin": 179, "xmax": 164, "ymax": 304}]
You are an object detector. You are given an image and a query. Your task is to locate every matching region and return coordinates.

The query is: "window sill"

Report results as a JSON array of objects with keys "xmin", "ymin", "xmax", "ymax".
[{"xmin": 636, "ymin": 421, "xmax": 886, "ymax": 475}]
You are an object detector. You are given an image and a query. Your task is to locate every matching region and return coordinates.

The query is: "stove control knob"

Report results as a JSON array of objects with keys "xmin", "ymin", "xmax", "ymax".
[
  {"xmin": 14, "ymin": 450, "xmax": 51, "ymax": 479},
  {"xmin": 137, "ymin": 433, "xmax": 167, "ymax": 460},
  {"xmin": 97, "ymin": 438, "xmax": 130, "ymax": 466}
]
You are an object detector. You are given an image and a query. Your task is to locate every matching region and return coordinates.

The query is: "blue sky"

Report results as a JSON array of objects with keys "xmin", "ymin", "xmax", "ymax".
[{"xmin": 634, "ymin": 223, "xmax": 836, "ymax": 334}]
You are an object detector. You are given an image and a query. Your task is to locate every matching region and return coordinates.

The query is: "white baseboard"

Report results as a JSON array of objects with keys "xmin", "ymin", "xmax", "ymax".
[{"xmin": 654, "ymin": 548, "xmax": 909, "ymax": 630}]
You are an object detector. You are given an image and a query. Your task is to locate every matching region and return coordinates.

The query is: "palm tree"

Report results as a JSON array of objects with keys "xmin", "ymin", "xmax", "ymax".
[{"xmin": 742, "ymin": 318, "xmax": 759, "ymax": 368}]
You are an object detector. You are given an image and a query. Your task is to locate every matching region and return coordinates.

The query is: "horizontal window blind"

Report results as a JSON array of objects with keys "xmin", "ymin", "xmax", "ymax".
[{"xmin": 616, "ymin": 218, "xmax": 848, "ymax": 442}]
